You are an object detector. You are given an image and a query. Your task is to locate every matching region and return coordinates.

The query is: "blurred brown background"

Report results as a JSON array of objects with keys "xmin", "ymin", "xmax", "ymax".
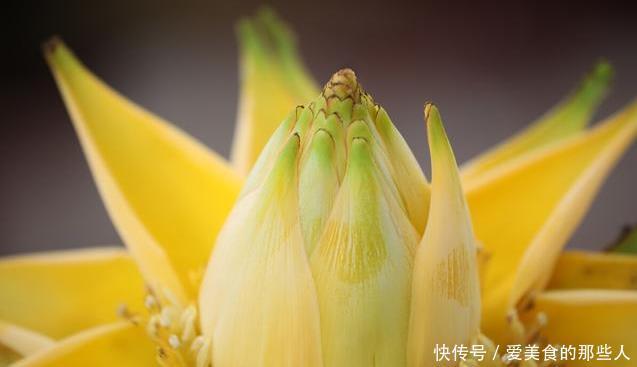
[{"xmin": 1, "ymin": 0, "xmax": 636, "ymax": 254}]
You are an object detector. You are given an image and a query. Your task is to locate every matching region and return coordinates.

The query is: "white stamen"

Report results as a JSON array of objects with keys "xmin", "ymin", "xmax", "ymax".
[
  {"xmin": 507, "ymin": 309, "xmax": 526, "ymax": 342},
  {"xmin": 162, "ymin": 289, "xmax": 181, "ymax": 308},
  {"xmin": 168, "ymin": 334, "xmax": 181, "ymax": 349},
  {"xmin": 179, "ymin": 305, "xmax": 197, "ymax": 326},
  {"xmin": 117, "ymin": 304, "xmax": 128, "ymax": 317},
  {"xmin": 147, "ymin": 315, "xmax": 160, "ymax": 337},
  {"xmin": 180, "ymin": 306, "xmax": 197, "ymax": 342},
  {"xmin": 145, "ymin": 295, "xmax": 157, "ymax": 309},
  {"xmin": 160, "ymin": 307, "xmax": 176, "ymax": 328},
  {"xmin": 536, "ymin": 312, "xmax": 548, "ymax": 326},
  {"xmin": 196, "ymin": 338, "xmax": 212, "ymax": 367},
  {"xmin": 190, "ymin": 335, "xmax": 205, "ymax": 353},
  {"xmin": 144, "ymin": 292, "xmax": 203, "ymax": 364}
]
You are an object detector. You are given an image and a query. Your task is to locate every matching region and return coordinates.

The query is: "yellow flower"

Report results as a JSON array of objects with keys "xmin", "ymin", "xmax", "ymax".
[{"xmin": 1, "ymin": 8, "xmax": 636, "ymax": 367}]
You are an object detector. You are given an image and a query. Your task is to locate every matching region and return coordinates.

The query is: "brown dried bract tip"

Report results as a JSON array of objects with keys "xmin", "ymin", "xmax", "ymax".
[
  {"xmin": 423, "ymin": 101, "xmax": 434, "ymax": 120},
  {"xmin": 323, "ymin": 68, "xmax": 361, "ymax": 102},
  {"xmin": 42, "ymin": 35, "xmax": 62, "ymax": 56}
]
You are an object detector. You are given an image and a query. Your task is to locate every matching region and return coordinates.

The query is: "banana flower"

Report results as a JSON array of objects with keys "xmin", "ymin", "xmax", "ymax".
[{"xmin": 1, "ymin": 8, "xmax": 636, "ymax": 367}]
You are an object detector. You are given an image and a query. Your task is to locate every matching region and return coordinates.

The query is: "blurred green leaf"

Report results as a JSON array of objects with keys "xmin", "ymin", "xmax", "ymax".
[{"xmin": 609, "ymin": 224, "xmax": 637, "ymax": 254}]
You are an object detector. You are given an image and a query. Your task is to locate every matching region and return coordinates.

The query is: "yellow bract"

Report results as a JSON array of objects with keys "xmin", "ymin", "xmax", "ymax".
[
  {"xmin": 311, "ymin": 134, "xmax": 418, "ymax": 367},
  {"xmin": 532, "ymin": 290, "xmax": 637, "ymax": 367},
  {"xmin": 12, "ymin": 322, "xmax": 155, "ymax": 367},
  {"xmin": 548, "ymin": 250, "xmax": 637, "ymax": 290},
  {"xmin": 461, "ymin": 62, "xmax": 612, "ymax": 183},
  {"xmin": 44, "ymin": 39, "xmax": 242, "ymax": 302},
  {"xmin": 407, "ymin": 105, "xmax": 481, "ymax": 367},
  {"xmin": 468, "ymin": 100, "xmax": 637, "ymax": 343},
  {"xmin": 199, "ymin": 136, "xmax": 323, "ymax": 367},
  {"xmin": 0, "ymin": 248, "xmax": 143, "ymax": 339},
  {"xmin": 232, "ymin": 8, "xmax": 318, "ymax": 175}
]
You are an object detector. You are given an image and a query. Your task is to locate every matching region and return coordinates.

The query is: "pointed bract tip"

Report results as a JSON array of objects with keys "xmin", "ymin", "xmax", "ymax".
[
  {"xmin": 423, "ymin": 102, "xmax": 441, "ymax": 129},
  {"xmin": 593, "ymin": 59, "xmax": 614, "ymax": 78},
  {"xmin": 424, "ymin": 103, "xmax": 449, "ymax": 153},
  {"xmin": 423, "ymin": 101, "xmax": 434, "ymax": 121},
  {"xmin": 41, "ymin": 37, "xmax": 82, "ymax": 73},
  {"xmin": 256, "ymin": 5, "xmax": 276, "ymax": 19},
  {"xmin": 238, "ymin": 6, "xmax": 294, "ymax": 48},
  {"xmin": 42, "ymin": 36, "xmax": 63, "ymax": 59},
  {"xmin": 257, "ymin": 6, "xmax": 293, "ymax": 41},
  {"xmin": 261, "ymin": 132, "xmax": 301, "ymax": 197}
]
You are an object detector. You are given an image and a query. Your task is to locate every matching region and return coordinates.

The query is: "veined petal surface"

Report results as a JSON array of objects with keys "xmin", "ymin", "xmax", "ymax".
[
  {"xmin": 231, "ymin": 8, "xmax": 318, "ymax": 175},
  {"xmin": 467, "ymin": 100, "xmax": 637, "ymax": 343},
  {"xmin": 462, "ymin": 62, "xmax": 612, "ymax": 183},
  {"xmin": 0, "ymin": 248, "xmax": 144, "ymax": 339},
  {"xmin": 532, "ymin": 290, "xmax": 637, "ymax": 367},
  {"xmin": 199, "ymin": 136, "xmax": 323, "ymax": 367},
  {"xmin": 12, "ymin": 322, "xmax": 155, "ymax": 367},
  {"xmin": 299, "ymin": 128, "xmax": 341, "ymax": 255},
  {"xmin": 408, "ymin": 105, "xmax": 481, "ymax": 367},
  {"xmin": 310, "ymin": 130, "xmax": 419, "ymax": 367},
  {"xmin": 374, "ymin": 107, "xmax": 430, "ymax": 235},
  {"xmin": 45, "ymin": 39, "xmax": 241, "ymax": 302}
]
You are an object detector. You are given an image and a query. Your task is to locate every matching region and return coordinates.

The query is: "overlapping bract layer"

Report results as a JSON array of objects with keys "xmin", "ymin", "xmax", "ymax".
[
  {"xmin": 200, "ymin": 69, "xmax": 434, "ymax": 367},
  {"xmin": 2, "ymin": 9, "xmax": 635, "ymax": 365}
]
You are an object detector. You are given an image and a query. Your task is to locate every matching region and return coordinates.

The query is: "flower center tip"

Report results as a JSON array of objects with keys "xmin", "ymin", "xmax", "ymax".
[{"xmin": 323, "ymin": 68, "xmax": 361, "ymax": 102}]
